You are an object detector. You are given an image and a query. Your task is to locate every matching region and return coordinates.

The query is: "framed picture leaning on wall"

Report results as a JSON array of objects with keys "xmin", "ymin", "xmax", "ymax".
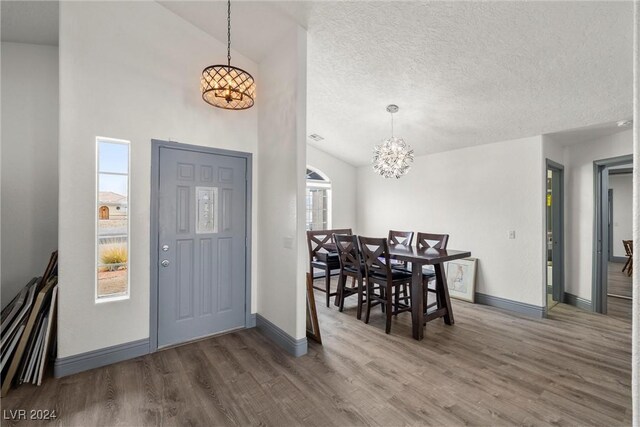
[{"xmin": 445, "ymin": 257, "xmax": 478, "ymax": 303}]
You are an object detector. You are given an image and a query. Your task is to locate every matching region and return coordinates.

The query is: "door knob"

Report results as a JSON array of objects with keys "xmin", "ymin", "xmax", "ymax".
[
  {"xmin": 161, "ymin": 260, "xmax": 170, "ymax": 267},
  {"xmin": 162, "ymin": 244, "xmax": 169, "ymax": 252}
]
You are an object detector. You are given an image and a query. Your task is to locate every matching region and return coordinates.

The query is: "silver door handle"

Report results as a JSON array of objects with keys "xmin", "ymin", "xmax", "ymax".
[
  {"xmin": 162, "ymin": 244, "xmax": 169, "ymax": 252},
  {"xmin": 161, "ymin": 260, "xmax": 170, "ymax": 267}
]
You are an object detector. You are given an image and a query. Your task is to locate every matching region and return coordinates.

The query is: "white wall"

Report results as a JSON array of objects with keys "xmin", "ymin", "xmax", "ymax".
[
  {"xmin": 58, "ymin": 2, "xmax": 258, "ymax": 357},
  {"xmin": 560, "ymin": 130, "xmax": 633, "ymax": 300},
  {"xmin": 1, "ymin": 42, "xmax": 59, "ymax": 309},
  {"xmin": 357, "ymin": 136, "xmax": 545, "ymax": 307},
  {"xmin": 306, "ymin": 145, "xmax": 357, "ymax": 230},
  {"xmin": 609, "ymin": 173, "xmax": 633, "ymax": 257},
  {"xmin": 257, "ymin": 26, "xmax": 308, "ymax": 340}
]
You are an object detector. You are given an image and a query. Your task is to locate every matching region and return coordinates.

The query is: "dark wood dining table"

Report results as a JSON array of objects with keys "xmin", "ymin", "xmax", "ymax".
[{"xmin": 388, "ymin": 246, "xmax": 472, "ymax": 340}]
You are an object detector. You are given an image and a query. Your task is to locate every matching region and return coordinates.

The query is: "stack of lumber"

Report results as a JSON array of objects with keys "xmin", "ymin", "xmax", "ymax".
[{"xmin": 1, "ymin": 251, "xmax": 58, "ymax": 397}]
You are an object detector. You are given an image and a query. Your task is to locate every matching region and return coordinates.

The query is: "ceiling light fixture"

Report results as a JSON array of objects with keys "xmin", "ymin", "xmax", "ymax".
[
  {"xmin": 372, "ymin": 105, "xmax": 414, "ymax": 179},
  {"xmin": 201, "ymin": 0, "xmax": 255, "ymax": 110}
]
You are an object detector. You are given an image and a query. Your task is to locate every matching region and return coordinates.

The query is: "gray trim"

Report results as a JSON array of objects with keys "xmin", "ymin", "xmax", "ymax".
[
  {"xmin": 247, "ymin": 313, "xmax": 256, "ymax": 328},
  {"xmin": 592, "ymin": 154, "xmax": 633, "ymax": 313},
  {"xmin": 563, "ymin": 293, "xmax": 593, "ymax": 312},
  {"xmin": 256, "ymin": 314, "xmax": 308, "ymax": 357},
  {"xmin": 149, "ymin": 140, "xmax": 254, "ymax": 353},
  {"xmin": 475, "ymin": 293, "xmax": 545, "ymax": 318},
  {"xmin": 611, "ymin": 256, "xmax": 628, "ymax": 263},
  {"xmin": 54, "ymin": 339, "xmax": 150, "ymax": 378},
  {"xmin": 608, "ymin": 167, "xmax": 633, "ymax": 175},
  {"xmin": 608, "ymin": 188, "xmax": 614, "ymax": 262},
  {"xmin": 545, "ymin": 159, "xmax": 565, "ymax": 305}
]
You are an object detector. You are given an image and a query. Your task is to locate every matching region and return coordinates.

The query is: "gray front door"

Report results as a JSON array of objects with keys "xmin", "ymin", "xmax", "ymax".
[{"xmin": 158, "ymin": 146, "xmax": 247, "ymax": 348}]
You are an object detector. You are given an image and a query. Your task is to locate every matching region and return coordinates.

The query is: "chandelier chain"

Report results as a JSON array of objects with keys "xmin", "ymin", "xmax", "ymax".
[{"xmin": 227, "ymin": 0, "xmax": 231, "ymax": 68}]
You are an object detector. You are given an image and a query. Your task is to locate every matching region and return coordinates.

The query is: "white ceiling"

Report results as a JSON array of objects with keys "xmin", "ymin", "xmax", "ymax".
[
  {"xmin": 1, "ymin": 1, "xmax": 59, "ymax": 46},
  {"xmin": 2, "ymin": 1, "xmax": 633, "ymax": 167},
  {"xmin": 545, "ymin": 121, "xmax": 632, "ymax": 146},
  {"xmin": 286, "ymin": 1, "xmax": 634, "ymax": 166},
  {"xmin": 158, "ymin": 1, "xmax": 297, "ymax": 63}
]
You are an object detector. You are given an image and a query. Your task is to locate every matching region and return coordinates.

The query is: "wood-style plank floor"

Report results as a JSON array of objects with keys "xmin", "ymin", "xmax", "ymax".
[
  {"xmin": 1, "ymin": 279, "xmax": 632, "ymax": 426},
  {"xmin": 607, "ymin": 261, "xmax": 633, "ymax": 322}
]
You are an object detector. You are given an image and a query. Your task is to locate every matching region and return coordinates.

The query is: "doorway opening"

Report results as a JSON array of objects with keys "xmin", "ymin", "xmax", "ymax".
[
  {"xmin": 545, "ymin": 160, "xmax": 564, "ymax": 312},
  {"xmin": 592, "ymin": 154, "xmax": 633, "ymax": 316}
]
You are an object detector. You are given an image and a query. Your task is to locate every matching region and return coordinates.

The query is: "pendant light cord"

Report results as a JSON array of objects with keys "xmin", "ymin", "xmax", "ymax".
[
  {"xmin": 227, "ymin": 0, "xmax": 231, "ymax": 68},
  {"xmin": 390, "ymin": 111, "xmax": 394, "ymax": 137}
]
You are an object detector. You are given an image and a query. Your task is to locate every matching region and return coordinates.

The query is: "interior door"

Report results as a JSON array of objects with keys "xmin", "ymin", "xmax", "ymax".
[{"xmin": 157, "ymin": 146, "xmax": 247, "ymax": 348}]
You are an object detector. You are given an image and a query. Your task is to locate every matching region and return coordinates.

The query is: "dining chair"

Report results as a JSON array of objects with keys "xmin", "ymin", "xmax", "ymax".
[
  {"xmin": 334, "ymin": 234, "xmax": 366, "ymax": 319},
  {"xmin": 358, "ymin": 236, "xmax": 412, "ymax": 334},
  {"xmin": 622, "ymin": 240, "xmax": 633, "ymax": 276},
  {"xmin": 388, "ymin": 230, "xmax": 414, "ymax": 247},
  {"xmin": 387, "ymin": 230, "xmax": 415, "ymax": 305},
  {"xmin": 417, "ymin": 232, "xmax": 450, "ymax": 315},
  {"xmin": 307, "ymin": 229, "xmax": 353, "ymax": 307}
]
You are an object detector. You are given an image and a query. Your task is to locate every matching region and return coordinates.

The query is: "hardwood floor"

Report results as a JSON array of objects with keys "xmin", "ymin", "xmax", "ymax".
[
  {"xmin": 1, "ymin": 278, "xmax": 632, "ymax": 426},
  {"xmin": 608, "ymin": 261, "xmax": 633, "ymax": 322}
]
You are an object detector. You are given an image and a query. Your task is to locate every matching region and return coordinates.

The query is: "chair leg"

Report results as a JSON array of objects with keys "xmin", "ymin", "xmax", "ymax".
[
  {"xmin": 385, "ymin": 284, "xmax": 393, "ymax": 334},
  {"xmin": 394, "ymin": 284, "xmax": 400, "ymax": 316},
  {"xmin": 380, "ymin": 288, "xmax": 386, "ymax": 313},
  {"xmin": 356, "ymin": 276, "xmax": 364, "ymax": 320},
  {"xmin": 365, "ymin": 280, "xmax": 372, "ymax": 324},
  {"xmin": 325, "ymin": 267, "xmax": 331, "ymax": 307},
  {"xmin": 337, "ymin": 274, "xmax": 346, "ymax": 312}
]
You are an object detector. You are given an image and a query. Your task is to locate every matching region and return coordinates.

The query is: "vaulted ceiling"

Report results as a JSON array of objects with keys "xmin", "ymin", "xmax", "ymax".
[
  {"xmin": 166, "ymin": 1, "xmax": 633, "ymax": 165},
  {"xmin": 291, "ymin": 1, "xmax": 634, "ymax": 165},
  {"xmin": 3, "ymin": 1, "xmax": 633, "ymax": 166}
]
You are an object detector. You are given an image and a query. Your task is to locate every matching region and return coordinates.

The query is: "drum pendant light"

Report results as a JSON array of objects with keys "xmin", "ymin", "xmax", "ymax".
[{"xmin": 201, "ymin": 0, "xmax": 256, "ymax": 110}]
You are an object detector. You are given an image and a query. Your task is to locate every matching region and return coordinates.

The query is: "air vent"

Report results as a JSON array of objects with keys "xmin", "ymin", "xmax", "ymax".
[{"xmin": 308, "ymin": 134, "xmax": 324, "ymax": 142}]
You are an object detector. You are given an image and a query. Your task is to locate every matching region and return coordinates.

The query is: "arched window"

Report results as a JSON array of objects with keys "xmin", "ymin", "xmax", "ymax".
[{"xmin": 306, "ymin": 166, "xmax": 331, "ymax": 230}]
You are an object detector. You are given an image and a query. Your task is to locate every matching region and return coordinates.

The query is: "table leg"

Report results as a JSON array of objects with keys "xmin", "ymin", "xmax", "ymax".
[
  {"xmin": 435, "ymin": 263, "xmax": 454, "ymax": 325},
  {"xmin": 411, "ymin": 261, "xmax": 424, "ymax": 340}
]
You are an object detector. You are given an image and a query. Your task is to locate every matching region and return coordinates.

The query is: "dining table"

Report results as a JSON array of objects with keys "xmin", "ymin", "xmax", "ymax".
[{"xmin": 388, "ymin": 245, "xmax": 472, "ymax": 340}]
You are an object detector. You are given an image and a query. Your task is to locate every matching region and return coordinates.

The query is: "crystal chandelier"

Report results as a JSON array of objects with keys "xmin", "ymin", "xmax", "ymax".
[
  {"xmin": 201, "ymin": 0, "xmax": 256, "ymax": 110},
  {"xmin": 372, "ymin": 105, "xmax": 414, "ymax": 178}
]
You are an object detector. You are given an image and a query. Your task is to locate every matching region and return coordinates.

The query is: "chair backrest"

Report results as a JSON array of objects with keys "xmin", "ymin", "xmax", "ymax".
[
  {"xmin": 334, "ymin": 234, "xmax": 361, "ymax": 271},
  {"xmin": 388, "ymin": 230, "xmax": 414, "ymax": 247},
  {"xmin": 358, "ymin": 236, "xmax": 392, "ymax": 281},
  {"xmin": 623, "ymin": 240, "xmax": 633, "ymax": 256},
  {"xmin": 307, "ymin": 229, "xmax": 353, "ymax": 261},
  {"xmin": 417, "ymin": 232, "xmax": 449, "ymax": 250}
]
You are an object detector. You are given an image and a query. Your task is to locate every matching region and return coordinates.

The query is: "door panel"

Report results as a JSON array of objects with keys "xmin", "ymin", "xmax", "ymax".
[{"xmin": 158, "ymin": 147, "xmax": 247, "ymax": 348}]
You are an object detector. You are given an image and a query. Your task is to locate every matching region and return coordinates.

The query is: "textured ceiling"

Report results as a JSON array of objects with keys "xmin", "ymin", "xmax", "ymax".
[
  {"xmin": 278, "ymin": 1, "xmax": 634, "ymax": 165},
  {"xmin": 1, "ymin": 1, "xmax": 59, "ymax": 46}
]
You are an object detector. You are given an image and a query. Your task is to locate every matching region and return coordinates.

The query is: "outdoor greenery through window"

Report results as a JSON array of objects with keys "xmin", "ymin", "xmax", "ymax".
[
  {"xmin": 305, "ymin": 167, "xmax": 331, "ymax": 230},
  {"xmin": 96, "ymin": 138, "xmax": 130, "ymax": 300}
]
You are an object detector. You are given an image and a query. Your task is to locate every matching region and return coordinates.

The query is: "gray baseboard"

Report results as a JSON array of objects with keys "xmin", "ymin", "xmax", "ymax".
[
  {"xmin": 475, "ymin": 292, "xmax": 545, "ymax": 318},
  {"xmin": 563, "ymin": 292, "xmax": 593, "ymax": 311},
  {"xmin": 54, "ymin": 338, "xmax": 150, "ymax": 378},
  {"xmin": 256, "ymin": 314, "xmax": 307, "ymax": 357},
  {"xmin": 610, "ymin": 256, "xmax": 627, "ymax": 264},
  {"xmin": 246, "ymin": 312, "xmax": 256, "ymax": 328}
]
